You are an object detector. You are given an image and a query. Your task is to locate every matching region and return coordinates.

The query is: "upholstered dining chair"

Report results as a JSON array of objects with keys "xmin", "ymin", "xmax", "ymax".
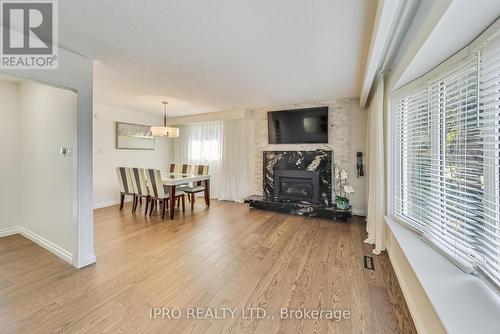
[
  {"xmin": 116, "ymin": 167, "xmax": 135, "ymax": 210},
  {"xmin": 181, "ymin": 164, "xmax": 209, "ymax": 210},
  {"xmin": 167, "ymin": 163, "xmax": 192, "ymax": 174},
  {"xmin": 168, "ymin": 163, "xmax": 193, "ymax": 207},
  {"xmin": 130, "ymin": 167, "xmax": 150, "ymax": 215},
  {"xmin": 145, "ymin": 168, "xmax": 186, "ymax": 219},
  {"xmin": 167, "ymin": 163, "xmax": 176, "ymax": 173}
]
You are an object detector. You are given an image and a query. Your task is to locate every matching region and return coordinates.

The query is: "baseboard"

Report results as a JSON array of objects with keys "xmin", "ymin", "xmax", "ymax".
[
  {"xmin": 94, "ymin": 199, "xmax": 120, "ymax": 209},
  {"xmin": 75, "ymin": 254, "xmax": 97, "ymax": 268},
  {"xmin": 0, "ymin": 226, "xmax": 73, "ymax": 265},
  {"xmin": 93, "ymin": 196, "xmax": 212, "ymax": 209},
  {"xmin": 352, "ymin": 208, "xmax": 367, "ymax": 216},
  {"xmin": 0, "ymin": 226, "xmax": 19, "ymax": 238},
  {"xmin": 19, "ymin": 227, "xmax": 73, "ymax": 264},
  {"xmin": 93, "ymin": 198, "xmax": 133, "ymax": 209}
]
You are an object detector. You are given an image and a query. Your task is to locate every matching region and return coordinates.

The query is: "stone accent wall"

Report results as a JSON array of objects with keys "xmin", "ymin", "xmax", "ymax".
[{"xmin": 254, "ymin": 99, "xmax": 351, "ymax": 195}]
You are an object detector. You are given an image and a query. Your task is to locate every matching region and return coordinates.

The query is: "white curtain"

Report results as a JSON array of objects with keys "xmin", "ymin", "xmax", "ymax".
[
  {"xmin": 170, "ymin": 119, "xmax": 253, "ymax": 202},
  {"xmin": 219, "ymin": 119, "xmax": 253, "ymax": 202},
  {"xmin": 365, "ymin": 75, "xmax": 386, "ymax": 254},
  {"xmin": 171, "ymin": 121, "xmax": 223, "ymax": 197}
]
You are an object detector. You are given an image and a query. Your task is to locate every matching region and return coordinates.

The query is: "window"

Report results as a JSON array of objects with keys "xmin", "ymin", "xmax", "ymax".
[
  {"xmin": 170, "ymin": 121, "xmax": 222, "ymax": 164},
  {"xmin": 171, "ymin": 121, "xmax": 223, "ymax": 198},
  {"xmin": 393, "ymin": 32, "xmax": 500, "ymax": 289},
  {"xmin": 189, "ymin": 138, "xmax": 221, "ymax": 162}
]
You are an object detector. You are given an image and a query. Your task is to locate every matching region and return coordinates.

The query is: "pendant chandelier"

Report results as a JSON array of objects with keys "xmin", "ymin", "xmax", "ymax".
[{"xmin": 151, "ymin": 101, "xmax": 179, "ymax": 138}]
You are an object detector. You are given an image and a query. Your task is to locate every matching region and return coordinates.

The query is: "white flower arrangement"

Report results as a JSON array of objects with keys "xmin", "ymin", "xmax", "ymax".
[{"xmin": 334, "ymin": 164, "xmax": 354, "ymax": 210}]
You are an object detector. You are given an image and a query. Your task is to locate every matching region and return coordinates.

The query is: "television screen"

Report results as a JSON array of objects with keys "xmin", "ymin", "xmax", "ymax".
[{"xmin": 268, "ymin": 106, "xmax": 328, "ymax": 144}]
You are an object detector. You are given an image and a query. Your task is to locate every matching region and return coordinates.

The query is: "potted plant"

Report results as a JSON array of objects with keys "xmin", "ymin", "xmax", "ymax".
[{"xmin": 334, "ymin": 167, "xmax": 354, "ymax": 210}]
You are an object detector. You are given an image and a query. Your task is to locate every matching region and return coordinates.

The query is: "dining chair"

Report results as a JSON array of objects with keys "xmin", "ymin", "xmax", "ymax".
[
  {"xmin": 145, "ymin": 168, "xmax": 186, "ymax": 219},
  {"xmin": 167, "ymin": 163, "xmax": 177, "ymax": 173},
  {"xmin": 168, "ymin": 163, "xmax": 192, "ymax": 174},
  {"xmin": 130, "ymin": 167, "xmax": 150, "ymax": 215},
  {"xmin": 168, "ymin": 163, "xmax": 192, "ymax": 207},
  {"xmin": 116, "ymin": 167, "xmax": 136, "ymax": 210},
  {"xmin": 181, "ymin": 164, "xmax": 209, "ymax": 210}
]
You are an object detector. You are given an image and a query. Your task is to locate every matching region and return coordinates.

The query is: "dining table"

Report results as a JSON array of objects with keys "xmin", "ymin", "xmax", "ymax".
[{"xmin": 161, "ymin": 173, "xmax": 210, "ymax": 219}]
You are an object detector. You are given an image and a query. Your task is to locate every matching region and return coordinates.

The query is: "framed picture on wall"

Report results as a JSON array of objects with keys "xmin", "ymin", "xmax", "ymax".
[{"xmin": 115, "ymin": 122, "xmax": 155, "ymax": 150}]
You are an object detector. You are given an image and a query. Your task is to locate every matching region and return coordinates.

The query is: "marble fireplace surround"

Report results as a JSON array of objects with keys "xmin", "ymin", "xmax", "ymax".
[{"xmin": 263, "ymin": 150, "xmax": 333, "ymax": 207}]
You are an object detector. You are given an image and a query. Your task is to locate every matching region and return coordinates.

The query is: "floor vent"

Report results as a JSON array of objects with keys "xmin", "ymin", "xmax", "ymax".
[{"xmin": 364, "ymin": 255, "xmax": 375, "ymax": 270}]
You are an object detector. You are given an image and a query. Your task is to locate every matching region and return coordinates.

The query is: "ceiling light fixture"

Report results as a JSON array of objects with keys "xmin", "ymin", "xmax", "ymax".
[{"xmin": 151, "ymin": 101, "xmax": 179, "ymax": 138}]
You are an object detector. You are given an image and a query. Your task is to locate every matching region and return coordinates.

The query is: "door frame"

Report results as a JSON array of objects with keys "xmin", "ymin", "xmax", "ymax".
[{"xmin": 0, "ymin": 48, "xmax": 95, "ymax": 268}]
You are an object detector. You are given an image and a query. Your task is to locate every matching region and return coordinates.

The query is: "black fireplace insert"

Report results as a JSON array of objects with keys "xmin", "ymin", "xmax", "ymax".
[{"xmin": 273, "ymin": 169, "xmax": 320, "ymax": 204}]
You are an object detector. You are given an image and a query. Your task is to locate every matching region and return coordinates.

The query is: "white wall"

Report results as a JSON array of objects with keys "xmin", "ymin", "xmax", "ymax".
[
  {"xmin": 18, "ymin": 82, "xmax": 78, "ymax": 255},
  {"xmin": 169, "ymin": 109, "xmax": 249, "ymax": 124},
  {"xmin": 0, "ymin": 80, "xmax": 20, "ymax": 233},
  {"xmin": 93, "ymin": 104, "xmax": 170, "ymax": 208},
  {"xmin": 349, "ymin": 100, "xmax": 367, "ymax": 215},
  {"xmin": 0, "ymin": 79, "xmax": 78, "ymax": 262}
]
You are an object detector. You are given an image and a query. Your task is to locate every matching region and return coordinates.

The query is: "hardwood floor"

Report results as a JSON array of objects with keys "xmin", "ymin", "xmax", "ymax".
[{"xmin": 0, "ymin": 201, "xmax": 416, "ymax": 334}]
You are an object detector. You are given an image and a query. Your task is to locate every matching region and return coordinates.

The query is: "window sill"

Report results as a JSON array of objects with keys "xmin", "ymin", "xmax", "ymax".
[{"xmin": 385, "ymin": 216, "xmax": 500, "ymax": 334}]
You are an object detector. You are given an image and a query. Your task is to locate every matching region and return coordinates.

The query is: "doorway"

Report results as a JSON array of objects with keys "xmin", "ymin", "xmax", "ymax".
[{"xmin": 0, "ymin": 75, "xmax": 78, "ymax": 263}]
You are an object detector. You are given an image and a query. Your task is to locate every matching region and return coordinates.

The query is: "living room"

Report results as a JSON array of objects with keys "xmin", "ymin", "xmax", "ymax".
[{"xmin": 1, "ymin": 1, "xmax": 500, "ymax": 333}]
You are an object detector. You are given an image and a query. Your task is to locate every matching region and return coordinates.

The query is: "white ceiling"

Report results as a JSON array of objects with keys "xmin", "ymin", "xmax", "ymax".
[
  {"xmin": 396, "ymin": 0, "xmax": 500, "ymax": 89},
  {"xmin": 58, "ymin": 0, "xmax": 377, "ymax": 116}
]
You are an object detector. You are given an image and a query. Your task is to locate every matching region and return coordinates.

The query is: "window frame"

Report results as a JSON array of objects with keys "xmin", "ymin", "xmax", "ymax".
[{"xmin": 389, "ymin": 26, "xmax": 500, "ymax": 292}]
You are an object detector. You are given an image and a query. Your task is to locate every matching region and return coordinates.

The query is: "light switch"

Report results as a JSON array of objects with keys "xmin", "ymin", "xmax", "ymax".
[{"xmin": 60, "ymin": 146, "xmax": 73, "ymax": 157}]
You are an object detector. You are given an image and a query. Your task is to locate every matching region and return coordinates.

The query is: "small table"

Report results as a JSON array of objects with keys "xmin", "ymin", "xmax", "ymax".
[{"xmin": 161, "ymin": 173, "xmax": 210, "ymax": 219}]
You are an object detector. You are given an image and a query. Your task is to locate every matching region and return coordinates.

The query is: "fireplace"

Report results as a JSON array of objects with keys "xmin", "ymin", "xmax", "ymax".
[
  {"xmin": 246, "ymin": 150, "xmax": 335, "ymax": 218},
  {"xmin": 262, "ymin": 150, "xmax": 332, "ymax": 207},
  {"xmin": 274, "ymin": 170, "xmax": 320, "ymax": 203}
]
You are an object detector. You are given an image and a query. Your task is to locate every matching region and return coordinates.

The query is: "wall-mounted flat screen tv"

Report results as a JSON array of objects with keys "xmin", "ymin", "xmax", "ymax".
[{"xmin": 268, "ymin": 106, "xmax": 328, "ymax": 144}]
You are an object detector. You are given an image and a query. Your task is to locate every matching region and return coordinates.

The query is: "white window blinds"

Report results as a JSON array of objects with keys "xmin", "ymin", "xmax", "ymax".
[
  {"xmin": 393, "ymin": 31, "xmax": 500, "ymax": 289},
  {"xmin": 477, "ymin": 33, "xmax": 500, "ymax": 288},
  {"xmin": 394, "ymin": 88, "xmax": 430, "ymax": 233}
]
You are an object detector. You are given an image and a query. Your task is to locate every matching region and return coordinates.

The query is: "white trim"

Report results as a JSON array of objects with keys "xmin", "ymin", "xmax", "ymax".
[
  {"xmin": 360, "ymin": 0, "xmax": 419, "ymax": 108},
  {"xmin": 75, "ymin": 77, "xmax": 95, "ymax": 269},
  {"xmin": 94, "ymin": 199, "xmax": 120, "ymax": 209},
  {"xmin": 19, "ymin": 227, "xmax": 73, "ymax": 264},
  {"xmin": 0, "ymin": 226, "xmax": 19, "ymax": 238},
  {"xmin": 352, "ymin": 208, "xmax": 367, "ymax": 216},
  {"xmin": 386, "ymin": 232, "xmax": 429, "ymax": 334},
  {"xmin": 80, "ymin": 254, "xmax": 97, "ymax": 267},
  {"xmin": 93, "ymin": 198, "xmax": 135, "ymax": 209},
  {"xmin": 388, "ymin": 0, "xmax": 452, "ymax": 90},
  {"xmin": 0, "ymin": 226, "xmax": 73, "ymax": 265},
  {"xmin": 94, "ymin": 196, "xmax": 216, "ymax": 209},
  {"xmin": 360, "ymin": 0, "xmax": 400, "ymax": 108},
  {"xmin": 393, "ymin": 18, "xmax": 500, "ymax": 97},
  {"xmin": 94, "ymin": 200, "xmax": 120, "ymax": 209},
  {"xmin": 386, "ymin": 216, "xmax": 500, "ymax": 334}
]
